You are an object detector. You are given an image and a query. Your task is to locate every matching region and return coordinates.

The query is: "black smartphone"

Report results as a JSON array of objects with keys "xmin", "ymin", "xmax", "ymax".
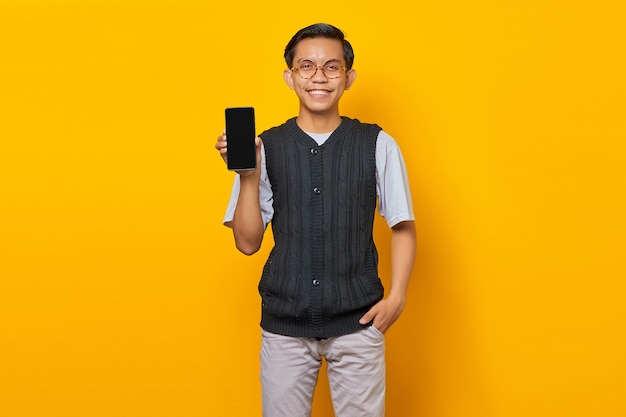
[{"xmin": 225, "ymin": 107, "xmax": 256, "ymax": 171}]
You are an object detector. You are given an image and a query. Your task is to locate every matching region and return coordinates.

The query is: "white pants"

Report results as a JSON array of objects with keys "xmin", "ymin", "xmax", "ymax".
[{"xmin": 260, "ymin": 326, "xmax": 386, "ymax": 417}]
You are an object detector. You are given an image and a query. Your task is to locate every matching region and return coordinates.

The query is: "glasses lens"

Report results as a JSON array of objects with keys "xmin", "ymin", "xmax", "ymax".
[
  {"xmin": 295, "ymin": 61, "xmax": 316, "ymax": 79},
  {"xmin": 322, "ymin": 62, "xmax": 343, "ymax": 78}
]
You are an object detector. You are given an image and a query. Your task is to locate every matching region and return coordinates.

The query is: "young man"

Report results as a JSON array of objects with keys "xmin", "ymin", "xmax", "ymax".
[{"xmin": 215, "ymin": 23, "xmax": 416, "ymax": 417}]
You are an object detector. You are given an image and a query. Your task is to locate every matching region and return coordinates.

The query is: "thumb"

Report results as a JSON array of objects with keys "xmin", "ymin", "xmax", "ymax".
[{"xmin": 359, "ymin": 308, "xmax": 376, "ymax": 325}]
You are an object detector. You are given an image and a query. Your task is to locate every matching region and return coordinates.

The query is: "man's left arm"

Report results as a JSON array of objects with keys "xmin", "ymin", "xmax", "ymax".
[{"xmin": 360, "ymin": 220, "xmax": 416, "ymax": 333}]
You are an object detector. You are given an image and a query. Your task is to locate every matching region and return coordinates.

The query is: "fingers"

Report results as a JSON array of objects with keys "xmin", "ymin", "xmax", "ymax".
[
  {"xmin": 359, "ymin": 298, "xmax": 404, "ymax": 334},
  {"xmin": 360, "ymin": 307, "xmax": 389, "ymax": 334},
  {"xmin": 215, "ymin": 132, "xmax": 228, "ymax": 154},
  {"xmin": 215, "ymin": 133, "xmax": 262, "ymax": 165},
  {"xmin": 359, "ymin": 307, "xmax": 376, "ymax": 325}
]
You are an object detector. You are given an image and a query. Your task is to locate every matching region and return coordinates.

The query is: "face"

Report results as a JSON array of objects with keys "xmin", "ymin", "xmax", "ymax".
[{"xmin": 283, "ymin": 37, "xmax": 356, "ymax": 117}]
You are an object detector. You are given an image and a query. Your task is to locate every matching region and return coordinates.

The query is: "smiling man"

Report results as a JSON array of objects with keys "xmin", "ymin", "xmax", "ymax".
[{"xmin": 216, "ymin": 23, "xmax": 416, "ymax": 417}]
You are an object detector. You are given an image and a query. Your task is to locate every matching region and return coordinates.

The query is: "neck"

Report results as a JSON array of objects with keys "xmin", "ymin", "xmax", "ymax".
[{"xmin": 296, "ymin": 111, "xmax": 342, "ymax": 134}]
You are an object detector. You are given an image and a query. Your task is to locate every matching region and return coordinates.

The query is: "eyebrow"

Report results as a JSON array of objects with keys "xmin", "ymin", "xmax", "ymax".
[{"xmin": 296, "ymin": 58, "xmax": 342, "ymax": 64}]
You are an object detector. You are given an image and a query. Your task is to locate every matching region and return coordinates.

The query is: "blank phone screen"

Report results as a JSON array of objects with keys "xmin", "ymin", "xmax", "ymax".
[{"xmin": 226, "ymin": 107, "xmax": 256, "ymax": 171}]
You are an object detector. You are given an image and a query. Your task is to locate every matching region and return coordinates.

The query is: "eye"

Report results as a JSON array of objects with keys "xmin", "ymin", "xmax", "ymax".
[
  {"xmin": 324, "ymin": 64, "xmax": 339, "ymax": 72},
  {"xmin": 299, "ymin": 61, "xmax": 315, "ymax": 70}
]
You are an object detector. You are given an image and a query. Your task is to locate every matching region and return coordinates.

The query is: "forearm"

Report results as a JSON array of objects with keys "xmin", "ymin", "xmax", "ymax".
[
  {"xmin": 232, "ymin": 174, "xmax": 265, "ymax": 255},
  {"xmin": 388, "ymin": 220, "xmax": 416, "ymax": 301},
  {"xmin": 359, "ymin": 220, "xmax": 416, "ymax": 332}
]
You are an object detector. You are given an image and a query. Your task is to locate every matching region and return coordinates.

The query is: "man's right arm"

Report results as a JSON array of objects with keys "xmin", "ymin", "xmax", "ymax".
[
  {"xmin": 216, "ymin": 133, "xmax": 266, "ymax": 255},
  {"xmin": 231, "ymin": 163, "xmax": 265, "ymax": 255}
]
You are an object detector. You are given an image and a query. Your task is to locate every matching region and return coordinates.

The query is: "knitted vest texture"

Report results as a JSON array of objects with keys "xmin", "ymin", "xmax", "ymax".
[{"xmin": 259, "ymin": 117, "xmax": 383, "ymax": 339}]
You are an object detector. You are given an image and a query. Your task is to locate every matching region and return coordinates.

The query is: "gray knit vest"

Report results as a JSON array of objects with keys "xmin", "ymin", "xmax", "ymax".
[{"xmin": 259, "ymin": 117, "xmax": 383, "ymax": 339}]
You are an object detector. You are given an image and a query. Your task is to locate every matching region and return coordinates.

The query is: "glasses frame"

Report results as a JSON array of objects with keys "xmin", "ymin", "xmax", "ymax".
[{"xmin": 291, "ymin": 59, "xmax": 347, "ymax": 80}]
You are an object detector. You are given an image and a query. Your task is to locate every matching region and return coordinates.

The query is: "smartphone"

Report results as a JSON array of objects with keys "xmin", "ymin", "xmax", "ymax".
[{"xmin": 225, "ymin": 107, "xmax": 256, "ymax": 171}]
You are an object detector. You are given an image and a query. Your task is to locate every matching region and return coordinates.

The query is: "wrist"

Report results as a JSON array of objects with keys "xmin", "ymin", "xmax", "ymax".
[
  {"xmin": 387, "ymin": 291, "xmax": 407, "ymax": 305},
  {"xmin": 239, "ymin": 170, "xmax": 260, "ymax": 182}
]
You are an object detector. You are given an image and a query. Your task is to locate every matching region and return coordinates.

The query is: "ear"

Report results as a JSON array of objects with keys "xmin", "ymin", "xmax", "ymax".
[
  {"xmin": 283, "ymin": 69, "xmax": 295, "ymax": 90},
  {"xmin": 345, "ymin": 68, "xmax": 357, "ymax": 90}
]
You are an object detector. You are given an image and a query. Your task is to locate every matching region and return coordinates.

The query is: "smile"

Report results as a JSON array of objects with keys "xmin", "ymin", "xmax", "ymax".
[{"xmin": 307, "ymin": 89, "xmax": 331, "ymax": 96}]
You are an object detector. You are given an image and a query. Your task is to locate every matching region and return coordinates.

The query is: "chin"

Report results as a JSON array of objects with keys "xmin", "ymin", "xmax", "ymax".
[{"xmin": 304, "ymin": 106, "xmax": 335, "ymax": 116}]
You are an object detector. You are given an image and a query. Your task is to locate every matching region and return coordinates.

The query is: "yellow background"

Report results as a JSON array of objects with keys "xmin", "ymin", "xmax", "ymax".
[{"xmin": 1, "ymin": 1, "xmax": 625, "ymax": 416}]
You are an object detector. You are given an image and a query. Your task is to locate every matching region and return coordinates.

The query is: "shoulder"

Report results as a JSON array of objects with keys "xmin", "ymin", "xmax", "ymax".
[
  {"xmin": 338, "ymin": 117, "xmax": 398, "ymax": 148},
  {"xmin": 377, "ymin": 130, "xmax": 400, "ymax": 150},
  {"xmin": 344, "ymin": 117, "xmax": 383, "ymax": 133},
  {"xmin": 259, "ymin": 118, "xmax": 296, "ymax": 142},
  {"xmin": 342, "ymin": 118, "xmax": 382, "ymax": 149}
]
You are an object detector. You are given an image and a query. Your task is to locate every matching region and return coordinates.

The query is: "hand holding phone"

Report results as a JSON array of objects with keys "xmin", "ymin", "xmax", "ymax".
[{"xmin": 225, "ymin": 107, "xmax": 256, "ymax": 171}]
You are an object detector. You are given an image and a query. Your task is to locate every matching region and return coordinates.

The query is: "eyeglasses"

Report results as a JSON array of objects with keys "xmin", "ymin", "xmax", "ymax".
[{"xmin": 291, "ymin": 59, "xmax": 346, "ymax": 79}]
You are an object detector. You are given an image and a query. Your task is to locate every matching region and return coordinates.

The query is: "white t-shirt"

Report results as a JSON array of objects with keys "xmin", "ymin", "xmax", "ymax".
[{"xmin": 223, "ymin": 130, "xmax": 414, "ymax": 228}]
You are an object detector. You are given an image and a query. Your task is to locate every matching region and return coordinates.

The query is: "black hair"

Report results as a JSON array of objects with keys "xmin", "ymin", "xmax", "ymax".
[{"xmin": 284, "ymin": 23, "xmax": 355, "ymax": 70}]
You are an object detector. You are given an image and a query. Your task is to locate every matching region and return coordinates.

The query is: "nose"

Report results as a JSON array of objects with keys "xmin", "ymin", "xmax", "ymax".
[{"xmin": 311, "ymin": 65, "xmax": 328, "ymax": 82}]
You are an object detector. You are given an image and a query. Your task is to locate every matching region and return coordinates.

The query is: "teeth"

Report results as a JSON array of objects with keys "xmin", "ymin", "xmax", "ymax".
[{"xmin": 309, "ymin": 90, "xmax": 329, "ymax": 96}]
